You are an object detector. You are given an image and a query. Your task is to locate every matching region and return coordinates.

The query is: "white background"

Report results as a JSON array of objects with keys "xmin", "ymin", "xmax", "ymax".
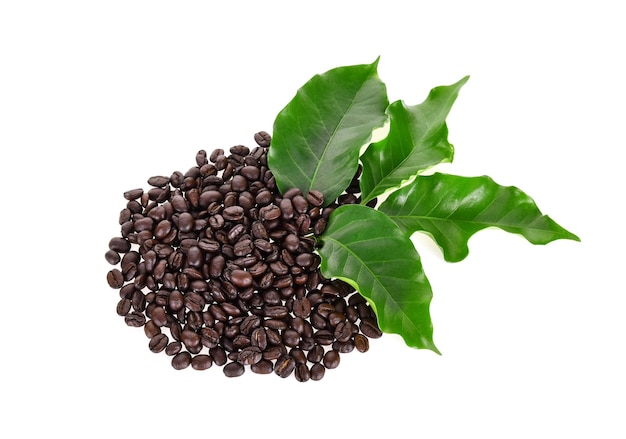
[{"xmin": 1, "ymin": 1, "xmax": 624, "ymax": 437}]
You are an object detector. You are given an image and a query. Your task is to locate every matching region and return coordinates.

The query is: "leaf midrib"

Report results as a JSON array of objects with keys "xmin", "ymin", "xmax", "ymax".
[
  {"xmin": 323, "ymin": 235, "xmax": 427, "ymax": 328},
  {"xmin": 307, "ymin": 80, "xmax": 369, "ymax": 194},
  {"xmin": 389, "ymin": 213, "xmax": 566, "ymax": 235}
]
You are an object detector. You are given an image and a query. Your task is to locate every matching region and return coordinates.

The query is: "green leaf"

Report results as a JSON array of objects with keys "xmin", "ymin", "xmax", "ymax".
[
  {"xmin": 379, "ymin": 173, "xmax": 581, "ymax": 262},
  {"xmin": 318, "ymin": 204, "xmax": 439, "ymax": 352},
  {"xmin": 268, "ymin": 59, "xmax": 388, "ymax": 205},
  {"xmin": 360, "ymin": 76, "xmax": 469, "ymax": 204}
]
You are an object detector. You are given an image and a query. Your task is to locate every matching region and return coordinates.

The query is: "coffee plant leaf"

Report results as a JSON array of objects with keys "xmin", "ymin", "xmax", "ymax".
[
  {"xmin": 379, "ymin": 172, "xmax": 581, "ymax": 262},
  {"xmin": 360, "ymin": 76, "xmax": 468, "ymax": 204},
  {"xmin": 268, "ymin": 59, "xmax": 388, "ymax": 206},
  {"xmin": 318, "ymin": 204, "xmax": 439, "ymax": 352}
]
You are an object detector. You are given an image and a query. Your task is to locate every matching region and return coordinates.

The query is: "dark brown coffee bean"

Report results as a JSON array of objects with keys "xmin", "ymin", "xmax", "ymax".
[
  {"xmin": 209, "ymin": 255, "xmax": 226, "ymax": 278},
  {"xmin": 283, "ymin": 234, "xmax": 299, "ymax": 253},
  {"xmin": 107, "ymin": 269, "xmax": 124, "ymax": 288},
  {"xmin": 264, "ymin": 306, "xmax": 289, "ymax": 319},
  {"xmin": 334, "ymin": 321, "xmax": 353, "ymax": 342},
  {"xmin": 360, "ymin": 318, "xmax": 383, "ymax": 338},
  {"xmin": 250, "ymin": 327, "xmax": 268, "ymax": 351},
  {"xmin": 354, "ymin": 333, "xmax": 369, "ymax": 353},
  {"xmin": 124, "ymin": 188, "xmax": 144, "ymax": 201},
  {"xmin": 191, "ymin": 354, "xmax": 213, "ymax": 370},
  {"xmin": 254, "ymin": 131, "xmax": 271, "ymax": 147},
  {"xmin": 105, "ymin": 249, "xmax": 121, "ymax": 265},
  {"xmin": 181, "ymin": 329, "xmax": 201, "ymax": 350},
  {"xmin": 228, "ymin": 269, "xmax": 252, "ymax": 288},
  {"xmin": 144, "ymin": 319, "xmax": 161, "ymax": 338},
  {"xmin": 291, "ymin": 297, "xmax": 312, "ymax": 319},
  {"xmin": 310, "ymin": 363, "xmax": 325, "ymax": 381},
  {"xmin": 263, "ymin": 346, "xmax": 285, "ymax": 361},
  {"xmin": 124, "ymin": 311, "xmax": 145, "ymax": 327},
  {"xmin": 147, "ymin": 175, "xmax": 170, "ymax": 187},
  {"xmin": 223, "ymin": 361, "xmax": 245, "ymax": 377},
  {"xmin": 171, "ymin": 351, "xmax": 192, "ymax": 370},
  {"xmin": 274, "ymin": 355, "xmax": 296, "ymax": 378},
  {"xmin": 251, "ymin": 359, "xmax": 273, "ymax": 374},
  {"xmin": 223, "ymin": 206, "xmax": 244, "ymax": 221},
  {"xmin": 295, "ymin": 364, "xmax": 311, "ymax": 382},
  {"xmin": 149, "ymin": 333, "xmax": 168, "ymax": 353},
  {"xmin": 282, "ymin": 329, "xmax": 300, "ymax": 348},
  {"xmin": 237, "ymin": 346, "xmax": 263, "ymax": 366},
  {"xmin": 306, "ymin": 190, "xmax": 324, "ymax": 207},
  {"xmin": 291, "ymin": 195, "xmax": 308, "ymax": 214},
  {"xmin": 184, "ymin": 292, "xmax": 205, "ymax": 312},
  {"xmin": 260, "ymin": 204, "xmax": 281, "ymax": 221},
  {"xmin": 314, "ymin": 329, "xmax": 334, "ymax": 345},
  {"xmin": 307, "ymin": 345, "xmax": 324, "ymax": 363},
  {"xmin": 165, "ymin": 341, "xmax": 182, "ymax": 356},
  {"xmin": 323, "ymin": 349, "xmax": 340, "ymax": 369},
  {"xmin": 233, "ymin": 239, "xmax": 254, "ymax": 256}
]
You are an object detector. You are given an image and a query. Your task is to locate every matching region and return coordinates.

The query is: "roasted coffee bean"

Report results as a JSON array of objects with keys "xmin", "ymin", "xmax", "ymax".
[
  {"xmin": 251, "ymin": 359, "xmax": 273, "ymax": 374},
  {"xmin": 125, "ymin": 311, "xmax": 146, "ymax": 327},
  {"xmin": 223, "ymin": 206, "xmax": 244, "ymax": 221},
  {"xmin": 354, "ymin": 333, "xmax": 369, "ymax": 353},
  {"xmin": 360, "ymin": 318, "xmax": 383, "ymax": 338},
  {"xmin": 149, "ymin": 333, "xmax": 169, "ymax": 353},
  {"xmin": 105, "ymin": 249, "xmax": 121, "ymax": 265},
  {"xmin": 144, "ymin": 319, "xmax": 161, "ymax": 338},
  {"xmin": 295, "ymin": 364, "xmax": 311, "ymax": 382},
  {"xmin": 306, "ymin": 190, "xmax": 325, "ymax": 207},
  {"xmin": 124, "ymin": 188, "xmax": 144, "ymax": 201},
  {"xmin": 254, "ymin": 131, "xmax": 271, "ymax": 147},
  {"xmin": 274, "ymin": 355, "xmax": 296, "ymax": 378},
  {"xmin": 172, "ymin": 351, "xmax": 192, "ymax": 370},
  {"xmin": 237, "ymin": 346, "xmax": 263, "ymax": 365},
  {"xmin": 223, "ymin": 361, "xmax": 245, "ymax": 377},
  {"xmin": 293, "ymin": 297, "xmax": 311, "ymax": 318},
  {"xmin": 264, "ymin": 306, "xmax": 289, "ymax": 319},
  {"xmin": 310, "ymin": 363, "xmax": 325, "ymax": 381},
  {"xmin": 307, "ymin": 345, "xmax": 325, "ymax": 363},
  {"xmin": 116, "ymin": 298, "xmax": 131, "ymax": 316},
  {"xmin": 323, "ymin": 350, "xmax": 340, "ymax": 369},
  {"xmin": 191, "ymin": 354, "xmax": 212, "ymax": 371},
  {"xmin": 282, "ymin": 329, "xmax": 300, "ymax": 348},
  {"xmin": 107, "ymin": 269, "xmax": 124, "ymax": 288},
  {"xmin": 165, "ymin": 342, "xmax": 182, "ymax": 356}
]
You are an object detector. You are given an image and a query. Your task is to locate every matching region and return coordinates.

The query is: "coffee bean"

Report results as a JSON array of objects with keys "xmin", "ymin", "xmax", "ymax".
[
  {"xmin": 254, "ymin": 131, "xmax": 271, "ymax": 147},
  {"xmin": 360, "ymin": 318, "xmax": 383, "ymax": 338},
  {"xmin": 125, "ymin": 311, "xmax": 146, "ymax": 327},
  {"xmin": 149, "ymin": 334, "xmax": 169, "ymax": 353},
  {"xmin": 251, "ymin": 359, "xmax": 273, "ymax": 374},
  {"xmin": 223, "ymin": 361, "xmax": 245, "ymax": 377},
  {"xmin": 191, "ymin": 354, "xmax": 212, "ymax": 371},
  {"xmin": 323, "ymin": 350, "xmax": 340, "ymax": 369},
  {"xmin": 274, "ymin": 355, "xmax": 296, "ymax": 378},
  {"xmin": 172, "ymin": 351, "xmax": 192, "ymax": 370},
  {"xmin": 144, "ymin": 319, "xmax": 161, "ymax": 339},
  {"xmin": 124, "ymin": 188, "xmax": 144, "ymax": 201},
  {"xmin": 107, "ymin": 269, "xmax": 125, "ymax": 288},
  {"xmin": 354, "ymin": 333, "xmax": 369, "ymax": 353},
  {"xmin": 310, "ymin": 363, "xmax": 325, "ymax": 381},
  {"xmin": 306, "ymin": 190, "xmax": 325, "ymax": 207},
  {"xmin": 105, "ymin": 249, "xmax": 121, "ymax": 265},
  {"xmin": 116, "ymin": 298, "xmax": 131, "ymax": 316},
  {"xmin": 223, "ymin": 206, "xmax": 244, "ymax": 221},
  {"xmin": 295, "ymin": 364, "xmax": 311, "ymax": 382},
  {"xmin": 165, "ymin": 342, "xmax": 182, "ymax": 356}
]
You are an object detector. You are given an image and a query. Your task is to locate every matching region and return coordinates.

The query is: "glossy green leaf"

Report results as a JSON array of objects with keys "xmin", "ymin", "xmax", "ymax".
[
  {"xmin": 360, "ymin": 76, "xmax": 469, "ymax": 204},
  {"xmin": 379, "ymin": 173, "xmax": 581, "ymax": 262},
  {"xmin": 268, "ymin": 59, "xmax": 388, "ymax": 205},
  {"xmin": 318, "ymin": 204, "xmax": 439, "ymax": 352}
]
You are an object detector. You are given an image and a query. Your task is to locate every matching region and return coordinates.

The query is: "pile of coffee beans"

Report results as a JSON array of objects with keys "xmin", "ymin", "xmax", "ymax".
[{"xmin": 105, "ymin": 131, "xmax": 382, "ymax": 381}]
